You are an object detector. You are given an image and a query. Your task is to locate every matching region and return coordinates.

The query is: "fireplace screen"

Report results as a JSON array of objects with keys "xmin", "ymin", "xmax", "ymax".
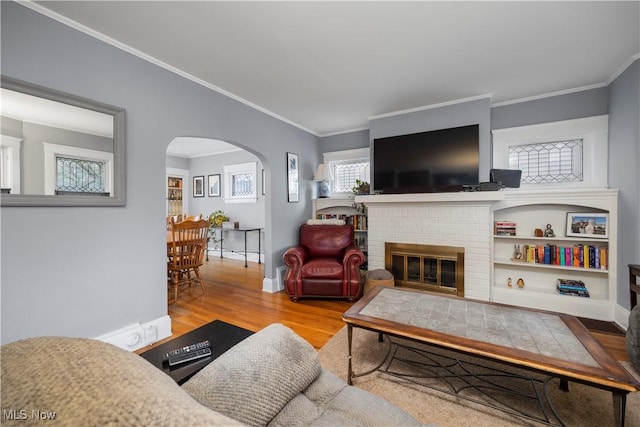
[{"xmin": 387, "ymin": 243, "xmax": 464, "ymax": 296}]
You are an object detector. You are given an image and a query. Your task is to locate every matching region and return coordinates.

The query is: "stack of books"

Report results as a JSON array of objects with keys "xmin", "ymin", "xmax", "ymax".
[
  {"xmin": 495, "ymin": 221, "xmax": 517, "ymax": 236},
  {"xmin": 556, "ymin": 278, "xmax": 590, "ymax": 297}
]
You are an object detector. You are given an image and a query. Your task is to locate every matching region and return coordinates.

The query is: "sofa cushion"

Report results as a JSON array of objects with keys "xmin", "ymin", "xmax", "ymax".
[
  {"xmin": 627, "ymin": 305, "xmax": 640, "ymax": 372},
  {"xmin": 182, "ymin": 323, "xmax": 321, "ymax": 427},
  {"xmin": 0, "ymin": 337, "xmax": 243, "ymax": 426},
  {"xmin": 270, "ymin": 368, "xmax": 423, "ymax": 426}
]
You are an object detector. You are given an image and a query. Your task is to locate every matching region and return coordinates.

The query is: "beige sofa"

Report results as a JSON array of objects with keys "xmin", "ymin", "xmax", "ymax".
[{"xmin": 1, "ymin": 323, "xmax": 425, "ymax": 426}]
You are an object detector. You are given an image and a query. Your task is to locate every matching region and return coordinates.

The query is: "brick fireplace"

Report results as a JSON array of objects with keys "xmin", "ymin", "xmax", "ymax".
[{"xmin": 356, "ymin": 192, "xmax": 504, "ymax": 301}]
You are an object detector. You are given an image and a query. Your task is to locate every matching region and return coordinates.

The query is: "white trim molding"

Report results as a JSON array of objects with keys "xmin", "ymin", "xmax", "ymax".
[
  {"xmin": 492, "ymin": 115, "xmax": 609, "ymax": 189},
  {"xmin": 0, "ymin": 135, "xmax": 22, "ymax": 194}
]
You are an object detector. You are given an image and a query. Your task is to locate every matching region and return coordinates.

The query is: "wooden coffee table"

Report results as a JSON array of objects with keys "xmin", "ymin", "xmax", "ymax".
[
  {"xmin": 139, "ymin": 320, "xmax": 252, "ymax": 385},
  {"xmin": 343, "ymin": 286, "xmax": 639, "ymax": 426}
]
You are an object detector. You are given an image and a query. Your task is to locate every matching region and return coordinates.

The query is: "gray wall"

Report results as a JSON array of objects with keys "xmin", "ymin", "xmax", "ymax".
[
  {"xmin": 319, "ymin": 129, "xmax": 370, "ymax": 153},
  {"xmin": 608, "ymin": 60, "xmax": 640, "ymax": 310},
  {"xmin": 0, "ymin": 2, "xmax": 318, "ymax": 344},
  {"xmin": 187, "ymin": 150, "xmax": 266, "ymax": 254}
]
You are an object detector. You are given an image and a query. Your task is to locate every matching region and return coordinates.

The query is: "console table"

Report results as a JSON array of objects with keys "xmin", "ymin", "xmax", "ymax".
[{"xmin": 208, "ymin": 227, "xmax": 263, "ymax": 267}]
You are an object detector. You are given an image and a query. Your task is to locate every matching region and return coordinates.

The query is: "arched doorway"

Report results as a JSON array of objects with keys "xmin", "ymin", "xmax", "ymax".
[{"xmin": 165, "ymin": 136, "xmax": 268, "ymax": 267}]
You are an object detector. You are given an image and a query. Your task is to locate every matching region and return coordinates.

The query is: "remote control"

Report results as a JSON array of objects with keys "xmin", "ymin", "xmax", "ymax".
[
  {"xmin": 162, "ymin": 340, "xmax": 211, "ymax": 362},
  {"xmin": 168, "ymin": 347, "xmax": 212, "ymax": 366}
]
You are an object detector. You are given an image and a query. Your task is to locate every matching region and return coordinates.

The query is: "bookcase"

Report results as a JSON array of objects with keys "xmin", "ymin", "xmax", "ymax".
[
  {"xmin": 491, "ymin": 189, "xmax": 618, "ymax": 320},
  {"xmin": 312, "ymin": 197, "xmax": 368, "ymax": 269}
]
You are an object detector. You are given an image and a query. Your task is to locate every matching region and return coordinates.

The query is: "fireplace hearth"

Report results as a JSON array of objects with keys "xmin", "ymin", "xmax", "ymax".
[{"xmin": 385, "ymin": 242, "xmax": 464, "ymax": 297}]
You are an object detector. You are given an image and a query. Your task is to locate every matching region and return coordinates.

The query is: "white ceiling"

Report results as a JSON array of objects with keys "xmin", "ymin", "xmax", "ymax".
[{"xmin": 31, "ymin": 1, "xmax": 639, "ymax": 139}]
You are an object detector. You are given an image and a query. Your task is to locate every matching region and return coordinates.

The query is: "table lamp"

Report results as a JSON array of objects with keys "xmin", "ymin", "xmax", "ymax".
[{"xmin": 314, "ymin": 163, "xmax": 333, "ymax": 198}]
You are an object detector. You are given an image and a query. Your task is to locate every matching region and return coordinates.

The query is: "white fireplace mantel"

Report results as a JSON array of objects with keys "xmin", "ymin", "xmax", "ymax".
[{"xmin": 355, "ymin": 191, "xmax": 505, "ymax": 205}]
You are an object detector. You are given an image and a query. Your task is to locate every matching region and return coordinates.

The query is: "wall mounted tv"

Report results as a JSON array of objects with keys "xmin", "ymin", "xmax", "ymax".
[{"xmin": 373, "ymin": 124, "xmax": 479, "ymax": 193}]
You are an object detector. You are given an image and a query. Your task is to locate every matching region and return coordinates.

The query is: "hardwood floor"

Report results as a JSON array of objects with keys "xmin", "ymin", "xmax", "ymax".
[
  {"xmin": 138, "ymin": 257, "xmax": 628, "ymax": 361},
  {"xmin": 139, "ymin": 256, "xmax": 353, "ymax": 352}
]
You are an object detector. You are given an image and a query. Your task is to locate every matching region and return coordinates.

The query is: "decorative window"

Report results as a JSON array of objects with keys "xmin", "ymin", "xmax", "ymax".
[
  {"xmin": 0, "ymin": 135, "xmax": 22, "ymax": 194},
  {"xmin": 323, "ymin": 148, "xmax": 370, "ymax": 195},
  {"xmin": 508, "ymin": 139, "xmax": 583, "ymax": 185},
  {"xmin": 492, "ymin": 115, "xmax": 608, "ymax": 189},
  {"xmin": 43, "ymin": 143, "xmax": 113, "ymax": 196},
  {"xmin": 224, "ymin": 161, "xmax": 257, "ymax": 203}
]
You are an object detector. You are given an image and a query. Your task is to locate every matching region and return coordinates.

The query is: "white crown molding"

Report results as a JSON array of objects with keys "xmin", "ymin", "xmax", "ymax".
[
  {"xmin": 492, "ymin": 54, "xmax": 639, "ymax": 108},
  {"xmin": 18, "ymin": 1, "xmax": 320, "ymax": 137},
  {"xmin": 606, "ymin": 53, "xmax": 640, "ymax": 85},
  {"xmin": 490, "ymin": 82, "xmax": 609, "ymax": 108},
  {"xmin": 318, "ymin": 126, "xmax": 370, "ymax": 138},
  {"xmin": 368, "ymin": 94, "xmax": 493, "ymax": 122}
]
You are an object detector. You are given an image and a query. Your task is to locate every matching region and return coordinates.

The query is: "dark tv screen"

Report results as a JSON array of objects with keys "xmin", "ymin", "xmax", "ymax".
[{"xmin": 373, "ymin": 124, "xmax": 479, "ymax": 192}]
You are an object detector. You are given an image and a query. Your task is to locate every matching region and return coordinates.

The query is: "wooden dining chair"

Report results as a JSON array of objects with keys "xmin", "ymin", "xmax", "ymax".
[
  {"xmin": 167, "ymin": 218, "xmax": 209, "ymax": 303},
  {"xmin": 184, "ymin": 213, "xmax": 203, "ymax": 221},
  {"xmin": 166, "ymin": 214, "xmax": 184, "ymax": 230}
]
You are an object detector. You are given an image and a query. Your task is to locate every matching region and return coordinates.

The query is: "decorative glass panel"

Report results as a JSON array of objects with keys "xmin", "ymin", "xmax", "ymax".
[
  {"xmin": 56, "ymin": 156, "xmax": 107, "ymax": 193},
  {"xmin": 508, "ymin": 139, "xmax": 583, "ymax": 184},
  {"xmin": 231, "ymin": 172, "xmax": 254, "ymax": 197},
  {"xmin": 333, "ymin": 161, "xmax": 370, "ymax": 193}
]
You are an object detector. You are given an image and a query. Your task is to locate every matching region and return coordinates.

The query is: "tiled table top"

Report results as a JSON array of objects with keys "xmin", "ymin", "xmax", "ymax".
[{"xmin": 360, "ymin": 287, "xmax": 598, "ymax": 367}]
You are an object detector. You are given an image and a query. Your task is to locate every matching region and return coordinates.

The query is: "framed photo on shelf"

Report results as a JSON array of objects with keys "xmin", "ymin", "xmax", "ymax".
[
  {"xmin": 193, "ymin": 175, "xmax": 204, "ymax": 198},
  {"xmin": 208, "ymin": 174, "xmax": 221, "ymax": 197},
  {"xmin": 287, "ymin": 152, "xmax": 299, "ymax": 203},
  {"xmin": 566, "ymin": 212, "xmax": 608, "ymax": 239}
]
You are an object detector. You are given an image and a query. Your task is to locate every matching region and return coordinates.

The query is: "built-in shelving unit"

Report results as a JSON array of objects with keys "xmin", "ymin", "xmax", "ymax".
[
  {"xmin": 491, "ymin": 189, "xmax": 617, "ymax": 320},
  {"xmin": 167, "ymin": 176, "xmax": 183, "ymax": 216},
  {"xmin": 313, "ymin": 197, "xmax": 368, "ymax": 269}
]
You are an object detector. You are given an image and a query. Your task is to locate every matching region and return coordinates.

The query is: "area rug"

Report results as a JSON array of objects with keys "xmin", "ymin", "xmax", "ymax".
[{"xmin": 318, "ymin": 326, "xmax": 640, "ymax": 427}]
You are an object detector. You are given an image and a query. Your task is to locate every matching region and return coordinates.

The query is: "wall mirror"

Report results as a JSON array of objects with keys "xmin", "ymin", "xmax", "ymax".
[{"xmin": 0, "ymin": 76, "xmax": 125, "ymax": 206}]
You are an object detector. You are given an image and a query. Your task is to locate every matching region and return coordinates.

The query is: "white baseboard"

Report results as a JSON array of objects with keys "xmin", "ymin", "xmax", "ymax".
[
  {"xmin": 94, "ymin": 315, "xmax": 171, "ymax": 352},
  {"xmin": 263, "ymin": 266, "xmax": 286, "ymax": 293},
  {"xmin": 615, "ymin": 304, "xmax": 631, "ymax": 330}
]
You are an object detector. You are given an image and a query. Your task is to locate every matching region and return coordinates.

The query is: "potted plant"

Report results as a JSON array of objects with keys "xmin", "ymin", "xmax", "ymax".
[
  {"xmin": 208, "ymin": 210, "xmax": 230, "ymax": 248},
  {"xmin": 352, "ymin": 179, "xmax": 370, "ymax": 195}
]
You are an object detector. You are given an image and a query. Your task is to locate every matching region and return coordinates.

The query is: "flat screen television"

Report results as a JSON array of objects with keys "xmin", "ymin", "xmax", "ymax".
[{"xmin": 373, "ymin": 124, "xmax": 479, "ymax": 193}]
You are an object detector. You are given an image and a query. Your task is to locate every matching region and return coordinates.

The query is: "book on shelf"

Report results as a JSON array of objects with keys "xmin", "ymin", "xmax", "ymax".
[
  {"xmin": 514, "ymin": 244, "xmax": 608, "ymax": 269},
  {"xmin": 495, "ymin": 221, "xmax": 517, "ymax": 236},
  {"xmin": 556, "ymin": 278, "xmax": 590, "ymax": 297}
]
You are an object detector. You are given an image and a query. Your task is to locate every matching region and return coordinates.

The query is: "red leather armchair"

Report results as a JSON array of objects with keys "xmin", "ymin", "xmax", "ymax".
[{"xmin": 283, "ymin": 224, "xmax": 365, "ymax": 301}]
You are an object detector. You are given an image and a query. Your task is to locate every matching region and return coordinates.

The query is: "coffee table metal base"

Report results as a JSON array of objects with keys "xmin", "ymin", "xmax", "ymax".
[{"xmin": 348, "ymin": 329, "xmax": 568, "ymax": 426}]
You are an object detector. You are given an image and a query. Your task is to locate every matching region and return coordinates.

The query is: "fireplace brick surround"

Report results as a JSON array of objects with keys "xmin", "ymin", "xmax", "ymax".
[{"xmin": 356, "ymin": 192, "xmax": 503, "ymax": 301}]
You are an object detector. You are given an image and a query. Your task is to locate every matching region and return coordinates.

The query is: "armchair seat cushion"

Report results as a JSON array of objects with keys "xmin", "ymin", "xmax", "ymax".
[{"xmin": 302, "ymin": 258, "xmax": 343, "ymax": 279}]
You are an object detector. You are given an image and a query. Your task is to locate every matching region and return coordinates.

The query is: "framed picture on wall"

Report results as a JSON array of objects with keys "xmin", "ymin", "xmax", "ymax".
[
  {"xmin": 287, "ymin": 152, "xmax": 299, "ymax": 203},
  {"xmin": 208, "ymin": 174, "xmax": 221, "ymax": 197},
  {"xmin": 193, "ymin": 175, "xmax": 204, "ymax": 198}
]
